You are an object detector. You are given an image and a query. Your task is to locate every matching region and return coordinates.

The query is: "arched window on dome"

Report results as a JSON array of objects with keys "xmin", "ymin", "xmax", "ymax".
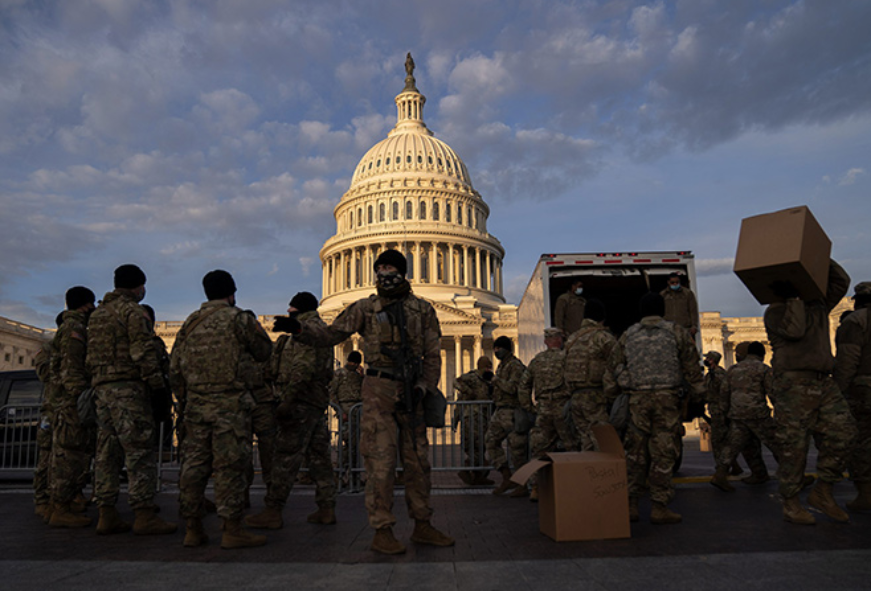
[
  {"xmin": 405, "ymin": 200, "xmax": 412, "ymax": 220},
  {"xmin": 392, "ymin": 201, "xmax": 399, "ymax": 220},
  {"xmin": 457, "ymin": 204, "xmax": 462, "ymax": 225},
  {"xmin": 358, "ymin": 207, "xmax": 362, "ymax": 226},
  {"xmin": 432, "ymin": 201, "xmax": 439, "ymax": 221},
  {"xmin": 349, "ymin": 211, "xmax": 353, "ymax": 229},
  {"xmin": 467, "ymin": 206, "xmax": 473, "ymax": 227},
  {"xmin": 368, "ymin": 205, "xmax": 373, "ymax": 224},
  {"xmin": 419, "ymin": 201, "xmax": 426, "ymax": 220},
  {"xmin": 445, "ymin": 201, "xmax": 451, "ymax": 223},
  {"xmin": 379, "ymin": 203, "xmax": 385, "ymax": 222}
]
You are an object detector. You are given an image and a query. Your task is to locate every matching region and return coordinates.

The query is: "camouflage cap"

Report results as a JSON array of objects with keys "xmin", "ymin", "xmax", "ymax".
[
  {"xmin": 544, "ymin": 327, "xmax": 565, "ymax": 339},
  {"xmin": 704, "ymin": 351, "xmax": 722, "ymax": 363},
  {"xmin": 854, "ymin": 282, "xmax": 871, "ymax": 297}
]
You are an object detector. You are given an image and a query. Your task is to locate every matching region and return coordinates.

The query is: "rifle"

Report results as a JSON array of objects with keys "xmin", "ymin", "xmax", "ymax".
[{"xmin": 379, "ymin": 300, "xmax": 423, "ymax": 416}]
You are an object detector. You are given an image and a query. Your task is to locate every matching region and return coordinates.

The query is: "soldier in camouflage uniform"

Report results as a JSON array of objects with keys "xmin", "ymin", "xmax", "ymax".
[
  {"xmin": 241, "ymin": 351, "xmax": 276, "ymax": 500},
  {"xmin": 661, "ymin": 272, "xmax": 699, "ymax": 337},
  {"xmin": 711, "ymin": 342, "xmax": 780, "ymax": 492},
  {"xmin": 329, "ymin": 350, "xmax": 364, "ymax": 484},
  {"xmin": 87, "ymin": 265, "xmax": 177, "ymax": 536},
  {"xmin": 605, "ymin": 292, "xmax": 704, "ymax": 524},
  {"xmin": 485, "ymin": 335, "xmax": 529, "ymax": 495},
  {"xmin": 142, "ymin": 305, "xmax": 173, "ymax": 454},
  {"xmin": 245, "ymin": 292, "xmax": 337, "ymax": 530},
  {"xmin": 765, "ymin": 260, "xmax": 857, "ymax": 525},
  {"xmin": 564, "ymin": 299, "xmax": 616, "ymax": 451},
  {"xmin": 283, "ymin": 250, "xmax": 453, "ymax": 555},
  {"xmin": 453, "ymin": 356, "xmax": 494, "ymax": 486},
  {"xmin": 32, "ymin": 312, "xmax": 63, "ymax": 521},
  {"xmin": 48, "ymin": 287, "xmax": 97, "ymax": 528},
  {"xmin": 554, "ymin": 280, "xmax": 586, "ymax": 336},
  {"xmin": 519, "ymin": 328, "xmax": 574, "ymax": 501},
  {"xmin": 171, "ymin": 270, "xmax": 273, "ymax": 548},
  {"xmin": 835, "ymin": 281, "xmax": 871, "ymax": 512}
]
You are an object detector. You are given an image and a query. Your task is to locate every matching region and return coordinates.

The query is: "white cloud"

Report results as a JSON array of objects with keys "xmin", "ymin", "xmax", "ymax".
[
  {"xmin": 838, "ymin": 168, "xmax": 866, "ymax": 186},
  {"xmin": 696, "ymin": 258, "xmax": 735, "ymax": 277}
]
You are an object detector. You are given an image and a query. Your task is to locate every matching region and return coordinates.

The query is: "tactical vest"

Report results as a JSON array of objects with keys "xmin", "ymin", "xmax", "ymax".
[
  {"xmin": 177, "ymin": 305, "xmax": 245, "ymax": 392},
  {"xmin": 270, "ymin": 334, "xmax": 293, "ymax": 386},
  {"xmin": 361, "ymin": 295, "xmax": 426, "ymax": 370},
  {"xmin": 619, "ymin": 320, "xmax": 682, "ymax": 391},
  {"xmin": 87, "ymin": 293, "xmax": 145, "ymax": 384},
  {"xmin": 565, "ymin": 325, "xmax": 608, "ymax": 388}
]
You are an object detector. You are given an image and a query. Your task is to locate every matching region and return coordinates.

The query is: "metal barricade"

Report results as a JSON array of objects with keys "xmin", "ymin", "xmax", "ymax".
[{"xmin": 0, "ymin": 403, "xmax": 43, "ymax": 475}]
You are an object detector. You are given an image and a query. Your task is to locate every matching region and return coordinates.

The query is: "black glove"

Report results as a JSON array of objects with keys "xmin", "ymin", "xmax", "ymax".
[
  {"xmin": 272, "ymin": 315, "xmax": 301, "ymax": 334},
  {"xmin": 770, "ymin": 280, "xmax": 800, "ymax": 300}
]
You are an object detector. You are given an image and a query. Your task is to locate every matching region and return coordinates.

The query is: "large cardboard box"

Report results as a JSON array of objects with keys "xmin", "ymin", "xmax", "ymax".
[
  {"xmin": 733, "ymin": 205, "xmax": 831, "ymax": 305},
  {"xmin": 511, "ymin": 424, "xmax": 630, "ymax": 542}
]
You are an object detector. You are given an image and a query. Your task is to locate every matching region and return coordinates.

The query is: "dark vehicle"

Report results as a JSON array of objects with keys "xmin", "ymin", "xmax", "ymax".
[{"xmin": 0, "ymin": 369, "xmax": 44, "ymax": 475}]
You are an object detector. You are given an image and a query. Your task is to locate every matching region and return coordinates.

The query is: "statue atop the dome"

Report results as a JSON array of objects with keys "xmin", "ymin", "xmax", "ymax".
[{"xmin": 403, "ymin": 52, "xmax": 418, "ymax": 92}]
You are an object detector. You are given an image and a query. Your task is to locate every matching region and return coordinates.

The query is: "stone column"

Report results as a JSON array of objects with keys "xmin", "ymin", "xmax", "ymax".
[
  {"xmin": 414, "ymin": 241, "xmax": 421, "ymax": 283},
  {"xmin": 463, "ymin": 245, "xmax": 469, "ymax": 287},
  {"xmin": 339, "ymin": 250, "xmax": 346, "ymax": 291},
  {"xmin": 454, "ymin": 335, "xmax": 463, "ymax": 378},
  {"xmin": 352, "ymin": 335, "xmax": 360, "ymax": 351},
  {"xmin": 447, "ymin": 244, "xmax": 454, "ymax": 285},
  {"xmin": 429, "ymin": 242, "xmax": 437, "ymax": 284},
  {"xmin": 322, "ymin": 258, "xmax": 328, "ymax": 297},
  {"xmin": 473, "ymin": 335, "xmax": 482, "ymax": 363},
  {"xmin": 350, "ymin": 248, "xmax": 357, "ymax": 288},
  {"xmin": 485, "ymin": 251, "xmax": 492, "ymax": 291}
]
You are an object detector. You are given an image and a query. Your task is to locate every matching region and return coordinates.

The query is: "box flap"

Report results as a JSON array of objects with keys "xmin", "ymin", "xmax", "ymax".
[
  {"xmin": 510, "ymin": 458, "xmax": 551, "ymax": 485},
  {"xmin": 592, "ymin": 424, "xmax": 625, "ymax": 457}
]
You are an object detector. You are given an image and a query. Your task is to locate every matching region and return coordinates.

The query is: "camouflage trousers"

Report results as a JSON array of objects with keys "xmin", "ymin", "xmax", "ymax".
[
  {"xmin": 179, "ymin": 393, "xmax": 253, "ymax": 520},
  {"xmin": 361, "ymin": 376, "xmax": 432, "ymax": 530},
  {"xmin": 51, "ymin": 404, "xmax": 92, "ymax": 506},
  {"xmin": 485, "ymin": 407, "xmax": 529, "ymax": 470},
  {"xmin": 338, "ymin": 401, "xmax": 361, "ymax": 474},
  {"xmin": 571, "ymin": 387, "xmax": 610, "ymax": 451},
  {"xmin": 625, "ymin": 390, "xmax": 681, "ymax": 505},
  {"xmin": 94, "ymin": 381, "xmax": 157, "ymax": 509},
  {"xmin": 707, "ymin": 406, "xmax": 731, "ymax": 466},
  {"xmin": 529, "ymin": 398, "xmax": 575, "ymax": 486},
  {"xmin": 846, "ymin": 384, "xmax": 871, "ymax": 483},
  {"xmin": 718, "ymin": 417, "xmax": 778, "ymax": 473},
  {"xmin": 773, "ymin": 373, "xmax": 857, "ymax": 499},
  {"xmin": 265, "ymin": 401, "xmax": 336, "ymax": 510},
  {"xmin": 247, "ymin": 398, "xmax": 278, "ymax": 490},
  {"xmin": 458, "ymin": 407, "xmax": 490, "ymax": 468},
  {"xmin": 33, "ymin": 410, "xmax": 53, "ymax": 506}
]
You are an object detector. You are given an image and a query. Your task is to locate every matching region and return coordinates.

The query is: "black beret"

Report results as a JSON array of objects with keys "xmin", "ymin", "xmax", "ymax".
[
  {"xmin": 373, "ymin": 249, "xmax": 407, "ymax": 276},
  {"xmin": 203, "ymin": 270, "xmax": 237, "ymax": 301},
  {"xmin": 494, "ymin": 336, "xmax": 513, "ymax": 351},
  {"xmin": 65, "ymin": 286, "xmax": 95, "ymax": 310},
  {"xmin": 114, "ymin": 264, "xmax": 146, "ymax": 289},
  {"xmin": 289, "ymin": 291, "xmax": 319, "ymax": 313}
]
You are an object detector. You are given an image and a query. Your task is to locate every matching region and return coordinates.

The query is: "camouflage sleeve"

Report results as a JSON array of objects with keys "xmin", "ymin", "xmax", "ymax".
[
  {"xmin": 764, "ymin": 299, "xmax": 806, "ymax": 341},
  {"xmin": 835, "ymin": 315, "xmax": 864, "ymax": 393},
  {"xmin": 295, "ymin": 301, "xmax": 361, "ymax": 348},
  {"xmin": 689, "ymin": 290, "xmax": 699, "ymax": 331},
  {"xmin": 420, "ymin": 302, "xmax": 442, "ymax": 390},
  {"xmin": 492, "ymin": 359, "xmax": 522, "ymax": 397},
  {"xmin": 235, "ymin": 311, "xmax": 273, "ymax": 363},
  {"xmin": 35, "ymin": 344, "xmax": 51, "ymax": 383},
  {"xmin": 825, "ymin": 260, "xmax": 851, "ymax": 312},
  {"xmin": 675, "ymin": 325, "xmax": 704, "ymax": 398},
  {"xmin": 284, "ymin": 341, "xmax": 319, "ymax": 400},
  {"xmin": 517, "ymin": 365, "xmax": 535, "ymax": 412},
  {"xmin": 603, "ymin": 337, "xmax": 626, "ymax": 399},
  {"xmin": 169, "ymin": 321, "xmax": 189, "ymax": 407},
  {"xmin": 60, "ymin": 328, "xmax": 90, "ymax": 396},
  {"xmin": 127, "ymin": 304, "xmax": 164, "ymax": 389},
  {"xmin": 762, "ymin": 364, "xmax": 775, "ymax": 406},
  {"xmin": 328, "ymin": 371, "xmax": 340, "ymax": 403},
  {"xmin": 554, "ymin": 295, "xmax": 567, "ymax": 331}
]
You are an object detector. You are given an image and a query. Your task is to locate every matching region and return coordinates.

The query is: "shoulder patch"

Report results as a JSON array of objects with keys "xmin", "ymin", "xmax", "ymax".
[{"xmin": 71, "ymin": 331, "xmax": 85, "ymax": 342}]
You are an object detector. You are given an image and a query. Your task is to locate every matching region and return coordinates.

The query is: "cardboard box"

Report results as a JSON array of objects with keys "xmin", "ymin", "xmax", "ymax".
[
  {"xmin": 733, "ymin": 205, "xmax": 831, "ymax": 305},
  {"xmin": 511, "ymin": 424, "xmax": 630, "ymax": 542}
]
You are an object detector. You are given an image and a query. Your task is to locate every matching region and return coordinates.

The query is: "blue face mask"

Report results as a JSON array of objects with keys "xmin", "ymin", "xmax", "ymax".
[
  {"xmin": 669, "ymin": 284, "xmax": 681, "ymax": 291},
  {"xmin": 574, "ymin": 288, "xmax": 583, "ymax": 296}
]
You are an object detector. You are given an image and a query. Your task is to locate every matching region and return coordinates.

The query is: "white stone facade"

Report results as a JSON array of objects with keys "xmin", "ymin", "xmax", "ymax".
[{"xmin": 0, "ymin": 316, "xmax": 51, "ymax": 372}]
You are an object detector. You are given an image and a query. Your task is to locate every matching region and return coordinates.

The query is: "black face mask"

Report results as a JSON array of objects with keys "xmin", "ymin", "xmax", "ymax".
[
  {"xmin": 288, "ymin": 310, "xmax": 300, "ymax": 319},
  {"xmin": 376, "ymin": 270, "xmax": 403, "ymax": 290}
]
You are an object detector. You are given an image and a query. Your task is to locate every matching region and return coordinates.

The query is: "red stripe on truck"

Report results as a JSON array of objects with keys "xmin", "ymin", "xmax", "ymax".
[
  {"xmin": 575, "ymin": 261, "xmax": 594, "ymax": 264},
  {"xmin": 545, "ymin": 261, "xmax": 565, "ymax": 265},
  {"xmin": 604, "ymin": 260, "xmax": 622, "ymax": 264},
  {"xmin": 633, "ymin": 259, "xmax": 652, "ymax": 263},
  {"xmin": 662, "ymin": 258, "xmax": 680, "ymax": 262}
]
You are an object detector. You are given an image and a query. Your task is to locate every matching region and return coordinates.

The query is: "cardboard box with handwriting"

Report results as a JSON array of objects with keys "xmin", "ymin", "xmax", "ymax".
[{"xmin": 511, "ymin": 424, "xmax": 630, "ymax": 542}]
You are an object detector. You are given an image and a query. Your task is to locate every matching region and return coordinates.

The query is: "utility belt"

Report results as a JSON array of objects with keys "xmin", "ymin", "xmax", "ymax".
[
  {"xmin": 779, "ymin": 370, "xmax": 830, "ymax": 381},
  {"xmin": 366, "ymin": 368, "xmax": 399, "ymax": 381}
]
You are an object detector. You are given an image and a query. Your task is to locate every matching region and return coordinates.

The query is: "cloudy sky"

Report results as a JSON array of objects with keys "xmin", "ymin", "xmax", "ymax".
[{"xmin": 1, "ymin": 0, "xmax": 869, "ymax": 328}]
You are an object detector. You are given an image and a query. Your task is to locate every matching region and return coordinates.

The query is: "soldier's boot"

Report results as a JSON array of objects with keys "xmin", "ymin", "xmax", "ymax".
[
  {"xmin": 457, "ymin": 470, "xmax": 473, "ymax": 486},
  {"xmin": 96, "ymin": 506, "xmax": 131, "ymax": 535},
  {"xmin": 801, "ymin": 474, "xmax": 816, "ymax": 489},
  {"xmin": 410, "ymin": 520, "xmax": 455, "ymax": 547},
  {"xmin": 183, "ymin": 517, "xmax": 209, "ymax": 548},
  {"xmin": 741, "ymin": 470, "xmax": 771, "ymax": 485},
  {"xmin": 244, "ymin": 505, "xmax": 284, "ymax": 529},
  {"xmin": 34, "ymin": 504, "xmax": 51, "ymax": 520},
  {"xmin": 807, "ymin": 481, "xmax": 850, "ymax": 523},
  {"xmin": 306, "ymin": 505, "xmax": 337, "ymax": 525},
  {"xmin": 509, "ymin": 484, "xmax": 530, "ymax": 498},
  {"xmin": 203, "ymin": 497, "xmax": 217, "ymax": 513},
  {"xmin": 221, "ymin": 518, "xmax": 267, "ymax": 549},
  {"xmin": 782, "ymin": 496, "xmax": 815, "ymax": 525},
  {"xmin": 491, "ymin": 467, "xmax": 517, "ymax": 495},
  {"xmin": 473, "ymin": 471, "xmax": 495, "ymax": 486},
  {"xmin": 710, "ymin": 466, "xmax": 735, "ymax": 492},
  {"xmin": 49, "ymin": 504, "xmax": 92, "ymax": 528},
  {"xmin": 846, "ymin": 482, "xmax": 871, "ymax": 512},
  {"xmin": 42, "ymin": 505, "xmax": 54, "ymax": 524},
  {"xmin": 529, "ymin": 485, "xmax": 539, "ymax": 503},
  {"xmin": 629, "ymin": 497, "xmax": 639, "ymax": 523},
  {"xmin": 133, "ymin": 507, "xmax": 178, "ymax": 535},
  {"xmin": 729, "ymin": 462, "xmax": 743, "ymax": 476},
  {"xmin": 650, "ymin": 502, "xmax": 682, "ymax": 525},
  {"xmin": 371, "ymin": 526, "xmax": 406, "ymax": 554},
  {"xmin": 70, "ymin": 493, "xmax": 89, "ymax": 513}
]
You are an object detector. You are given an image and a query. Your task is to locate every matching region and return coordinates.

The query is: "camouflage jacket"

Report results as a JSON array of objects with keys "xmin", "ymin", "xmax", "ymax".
[
  {"xmin": 275, "ymin": 311, "xmax": 334, "ymax": 409},
  {"xmin": 295, "ymin": 290, "xmax": 441, "ymax": 392},
  {"xmin": 564, "ymin": 318, "xmax": 616, "ymax": 390},
  {"xmin": 605, "ymin": 316, "xmax": 704, "ymax": 399},
  {"xmin": 660, "ymin": 286, "xmax": 699, "ymax": 332},
  {"xmin": 554, "ymin": 292, "xmax": 586, "ymax": 336},
  {"xmin": 764, "ymin": 261, "xmax": 850, "ymax": 374},
  {"xmin": 519, "ymin": 347, "xmax": 569, "ymax": 411},
  {"xmin": 169, "ymin": 300, "xmax": 272, "ymax": 410},
  {"xmin": 87, "ymin": 290, "xmax": 163, "ymax": 388},
  {"xmin": 455, "ymin": 369, "xmax": 493, "ymax": 403},
  {"xmin": 329, "ymin": 365, "xmax": 364, "ymax": 407},
  {"xmin": 239, "ymin": 351, "xmax": 274, "ymax": 404},
  {"xmin": 55, "ymin": 310, "xmax": 91, "ymax": 408},
  {"xmin": 835, "ymin": 306, "xmax": 871, "ymax": 392},
  {"xmin": 724, "ymin": 355, "xmax": 774, "ymax": 420},
  {"xmin": 35, "ymin": 339, "xmax": 58, "ymax": 413},
  {"xmin": 704, "ymin": 365, "xmax": 728, "ymax": 416},
  {"xmin": 491, "ymin": 353, "xmax": 526, "ymax": 409}
]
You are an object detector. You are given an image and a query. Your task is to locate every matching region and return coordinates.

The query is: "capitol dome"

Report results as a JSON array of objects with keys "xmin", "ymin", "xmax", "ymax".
[{"xmin": 319, "ymin": 56, "xmax": 506, "ymax": 312}]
